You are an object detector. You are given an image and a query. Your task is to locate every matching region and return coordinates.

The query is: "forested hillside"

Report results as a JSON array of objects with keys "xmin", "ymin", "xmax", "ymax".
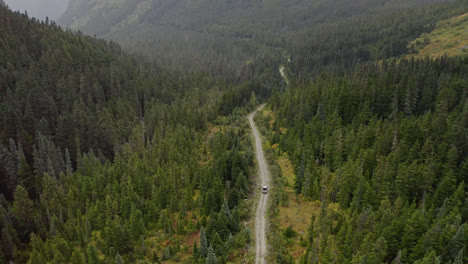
[
  {"xmin": 263, "ymin": 56, "xmax": 468, "ymax": 263},
  {"xmin": 0, "ymin": 6, "xmax": 271, "ymax": 263},
  {"xmin": 2, "ymin": 0, "xmax": 468, "ymax": 263},
  {"xmin": 60, "ymin": 0, "xmax": 468, "ymax": 76},
  {"xmin": 287, "ymin": 1, "xmax": 468, "ymax": 76}
]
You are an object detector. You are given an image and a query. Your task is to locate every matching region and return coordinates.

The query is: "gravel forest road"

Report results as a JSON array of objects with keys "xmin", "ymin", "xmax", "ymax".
[{"xmin": 249, "ymin": 104, "xmax": 270, "ymax": 264}]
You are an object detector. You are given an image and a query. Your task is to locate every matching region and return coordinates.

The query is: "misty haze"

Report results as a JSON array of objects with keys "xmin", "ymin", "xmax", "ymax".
[{"xmin": 4, "ymin": 0, "xmax": 68, "ymax": 20}]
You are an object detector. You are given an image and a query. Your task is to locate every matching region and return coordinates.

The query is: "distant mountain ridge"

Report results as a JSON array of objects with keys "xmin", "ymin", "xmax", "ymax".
[
  {"xmin": 61, "ymin": 0, "xmax": 457, "ymax": 39},
  {"xmin": 59, "ymin": 0, "xmax": 468, "ymax": 75}
]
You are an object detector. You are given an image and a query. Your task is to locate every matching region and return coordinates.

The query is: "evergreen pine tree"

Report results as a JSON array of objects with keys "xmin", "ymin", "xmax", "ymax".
[
  {"xmin": 211, "ymin": 232, "xmax": 224, "ymax": 257},
  {"xmin": 206, "ymin": 245, "xmax": 217, "ymax": 264},
  {"xmin": 222, "ymin": 200, "xmax": 231, "ymax": 220},
  {"xmin": 65, "ymin": 148, "xmax": 73, "ymax": 175},
  {"xmin": 200, "ymin": 226, "xmax": 208, "ymax": 257},
  {"xmin": 86, "ymin": 244, "xmax": 99, "ymax": 264},
  {"xmin": 12, "ymin": 185, "xmax": 34, "ymax": 238},
  {"xmin": 226, "ymin": 233, "xmax": 234, "ymax": 250},
  {"xmin": 115, "ymin": 252, "xmax": 123, "ymax": 264},
  {"xmin": 193, "ymin": 241, "xmax": 199, "ymax": 259},
  {"xmin": 394, "ymin": 250, "xmax": 402, "ymax": 264},
  {"xmin": 17, "ymin": 155, "xmax": 34, "ymax": 196}
]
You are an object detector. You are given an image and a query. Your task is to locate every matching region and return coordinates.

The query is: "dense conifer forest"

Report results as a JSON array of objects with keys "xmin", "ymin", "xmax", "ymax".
[
  {"xmin": 0, "ymin": 6, "xmax": 273, "ymax": 263},
  {"xmin": 263, "ymin": 56, "xmax": 468, "ymax": 263},
  {"xmin": 0, "ymin": 0, "xmax": 467, "ymax": 263}
]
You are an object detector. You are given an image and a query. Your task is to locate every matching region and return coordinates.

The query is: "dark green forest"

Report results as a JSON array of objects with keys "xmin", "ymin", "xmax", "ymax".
[
  {"xmin": 0, "ymin": 5, "xmax": 273, "ymax": 263},
  {"xmin": 264, "ymin": 57, "xmax": 468, "ymax": 263},
  {"xmin": 1, "ymin": 0, "xmax": 468, "ymax": 263}
]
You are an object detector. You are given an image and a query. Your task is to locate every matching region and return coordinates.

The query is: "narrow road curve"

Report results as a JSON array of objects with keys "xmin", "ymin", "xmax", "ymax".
[
  {"xmin": 279, "ymin": 65, "xmax": 289, "ymax": 85},
  {"xmin": 249, "ymin": 104, "xmax": 270, "ymax": 264}
]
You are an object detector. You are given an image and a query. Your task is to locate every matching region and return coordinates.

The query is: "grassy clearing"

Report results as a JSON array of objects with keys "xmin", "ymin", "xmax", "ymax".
[
  {"xmin": 406, "ymin": 12, "xmax": 468, "ymax": 58},
  {"xmin": 276, "ymin": 153, "xmax": 321, "ymax": 260}
]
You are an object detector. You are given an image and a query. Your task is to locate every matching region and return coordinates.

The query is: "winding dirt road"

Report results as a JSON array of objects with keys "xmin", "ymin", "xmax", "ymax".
[{"xmin": 249, "ymin": 105, "xmax": 270, "ymax": 264}]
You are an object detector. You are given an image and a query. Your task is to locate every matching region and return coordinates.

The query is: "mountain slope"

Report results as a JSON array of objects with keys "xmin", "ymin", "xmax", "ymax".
[
  {"xmin": 59, "ymin": 0, "xmax": 468, "ymax": 75},
  {"xmin": 407, "ymin": 11, "xmax": 468, "ymax": 58}
]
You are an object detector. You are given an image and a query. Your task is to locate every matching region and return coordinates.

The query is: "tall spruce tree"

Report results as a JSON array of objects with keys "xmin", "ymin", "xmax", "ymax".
[
  {"xmin": 206, "ymin": 245, "xmax": 217, "ymax": 264},
  {"xmin": 200, "ymin": 226, "xmax": 208, "ymax": 257}
]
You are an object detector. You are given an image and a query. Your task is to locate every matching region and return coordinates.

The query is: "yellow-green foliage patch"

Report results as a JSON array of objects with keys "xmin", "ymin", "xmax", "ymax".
[
  {"xmin": 279, "ymin": 198, "xmax": 321, "ymax": 260},
  {"xmin": 261, "ymin": 108, "xmax": 276, "ymax": 127},
  {"xmin": 276, "ymin": 152, "xmax": 321, "ymax": 261},
  {"xmin": 143, "ymin": 212, "xmax": 199, "ymax": 262},
  {"xmin": 262, "ymin": 108, "xmax": 321, "ymax": 261},
  {"xmin": 407, "ymin": 12, "xmax": 468, "ymax": 58},
  {"xmin": 277, "ymin": 153, "xmax": 295, "ymax": 187},
  {"xmin": 261, "ymin": 108, "xmax": 287, "ymax": 134}
]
